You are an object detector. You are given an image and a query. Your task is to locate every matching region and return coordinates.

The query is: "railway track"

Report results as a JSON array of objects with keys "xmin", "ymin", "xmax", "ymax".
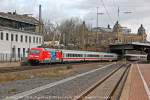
[
  {"xmin": 0, "ymin": 62, "xmax": 108, "ymax": 73},
  {"xmin": 0, "ymin": 63, "xmax": 126, "ymax": 100},
  {"xmin": 75, "ymin": 64, "xmax": 130, "ymax": 100}
]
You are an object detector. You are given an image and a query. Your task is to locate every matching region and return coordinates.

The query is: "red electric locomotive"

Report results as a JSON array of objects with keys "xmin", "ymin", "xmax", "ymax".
[
  {"xmin": 28, "ymin": 48, "xmax": 62, "ymax": 65},
  {"xmin": 28, "ymin": 48, "xmax": 51, "ymax": 65}
]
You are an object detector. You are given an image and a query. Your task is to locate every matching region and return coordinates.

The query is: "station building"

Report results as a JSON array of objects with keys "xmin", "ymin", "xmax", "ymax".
[
  {"xmin": 0, "ymin": 12, "xmax": 43, "ymax": 61},
  {"xmin": 90, "ymin": 21, "xmax": 147, "ymax": 51}
]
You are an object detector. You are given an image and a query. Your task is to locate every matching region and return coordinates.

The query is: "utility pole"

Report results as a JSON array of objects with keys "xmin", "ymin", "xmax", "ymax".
[
  {"xmin": 117, "ymin": 6, "xmax": 132, "ymax": 22},
  {"xmin": 96, "ymin": 7, "xmax": 104, "ymax": 29},
  {"xmin": 82, "ymin": 21, "xmax": 86, "ymax": 50},
  {"xmin": 97, "ymin": 7, "xmax": 99, "ymax": 29},
  {"xmin": 118, "ymin": 6, "xmax": 120, "ymax": 22},
  {"xmin": 96, "ymin": 7, "xmax": 104, "ymax": 51},
  {"xmin": 39, "ymin": 4, "xmax": 42, "ymax": 33}
]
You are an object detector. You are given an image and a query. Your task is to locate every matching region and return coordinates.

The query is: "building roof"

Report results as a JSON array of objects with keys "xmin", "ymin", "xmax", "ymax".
[
  {"xmin": 131, "ymin": 42, "xmax": 150, "ymax": 47},
  {"xmin": 0, "ymin": 12, "xmax": 39, "ymax": 25},
  {"xmin": 0, "ymin": 25, "xmax": 42, "ymax": 36},
  {"xmin": 92, "ymin": 27, "xmax": 113, "ymax": 33},
  {"xmin": 110, "ymin": 42, "xmax": 150, "ymax": 48}
]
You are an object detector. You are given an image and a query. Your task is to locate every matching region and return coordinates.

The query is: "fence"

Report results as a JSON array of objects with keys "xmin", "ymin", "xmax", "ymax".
[{"xmin": 0, "ymin": 53, "xmax": 27, "ymax": 63}]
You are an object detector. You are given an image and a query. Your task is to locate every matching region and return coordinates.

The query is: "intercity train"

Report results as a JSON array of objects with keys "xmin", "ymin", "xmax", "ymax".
[
  {"xmin": 125, "ymin": 54, "xmax": 147, "ymax": 61},
  {"xmin": 27, "ymin": 48, "xmax": 118, "ymax": 65}
]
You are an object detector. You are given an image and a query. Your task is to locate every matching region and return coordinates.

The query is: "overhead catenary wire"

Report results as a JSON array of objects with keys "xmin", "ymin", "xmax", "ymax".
[
  {"xmin": 112, "ymin": 0, "xmax": 119, "ymax": 20},
  {"xmin": 100, "ymin": 0, "xmax": 115, "ymax": 24}
]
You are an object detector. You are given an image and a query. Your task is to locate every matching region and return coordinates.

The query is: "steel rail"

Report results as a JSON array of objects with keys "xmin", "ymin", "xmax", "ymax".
[
  {"xmin": 74, "ymin": 64, "xmax": 127, "ymax": 100},
  {"xmin": 107, "ymin": 64, "xmax": 131, "ymax": 100}
]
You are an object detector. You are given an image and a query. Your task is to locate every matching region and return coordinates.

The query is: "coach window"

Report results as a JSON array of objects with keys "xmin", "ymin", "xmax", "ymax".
[
  {"xmin": 75, "ymin": 54, "xmax": 77, "ymax": 57},
  {"xmin": 69, "ymin": 54, "xmax": 71, "ymax": 57},
  {"xmin": 6, "ymin": 33, "xmax": 9, "ymax": 41},
  {"xmin": 15, "ymin": 34, "xmax": 18, "ymax": 42},
  {"xmin": 1, "ymin": 32, "xmax": 3, "ymax": 40},
  {"xmin": 11, "ymin": 34, "xmax": 14, "ymax": 41},
  {"xmin": 21, "ymin": 35, "xmax": 23, "ymax": 42},
  {"xmin": 25, "ymin": 36, "xmax": 28, "ymax": 43}
]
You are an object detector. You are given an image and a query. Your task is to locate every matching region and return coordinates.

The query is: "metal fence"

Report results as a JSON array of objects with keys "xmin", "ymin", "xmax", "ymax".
[{"xmin": 0, "ymin": 53, "xmax": 26, "ymax": 63}]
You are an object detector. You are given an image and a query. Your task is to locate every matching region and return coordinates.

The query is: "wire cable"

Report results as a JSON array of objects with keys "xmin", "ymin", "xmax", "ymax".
[{"xmin": 100, "ymin": 0, "xmax": 115, "ymax": 24}]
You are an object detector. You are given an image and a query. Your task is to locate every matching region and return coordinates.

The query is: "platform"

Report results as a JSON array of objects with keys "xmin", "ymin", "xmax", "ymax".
[{"xmin": 120, "ymin": 63, "xmax": 150, "ymax": 100}]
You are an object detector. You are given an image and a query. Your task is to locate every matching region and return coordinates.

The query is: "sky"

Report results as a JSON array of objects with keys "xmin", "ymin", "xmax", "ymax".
[{"xmin": 0, "ymin": 0, "xmax": 150, "ymax": 41}]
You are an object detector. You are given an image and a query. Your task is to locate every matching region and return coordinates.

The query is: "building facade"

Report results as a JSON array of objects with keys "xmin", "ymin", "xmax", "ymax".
[
  {"xmin": 113, "ymin": 21, "xmax": 147, "ymax": 44},
  {"xmin": 0, "ymin": 12, "xmax": 43, "ymax": 61},
  {"xmin": 89, "ymin": 21, "xmax": 147, "ymax": 51}
]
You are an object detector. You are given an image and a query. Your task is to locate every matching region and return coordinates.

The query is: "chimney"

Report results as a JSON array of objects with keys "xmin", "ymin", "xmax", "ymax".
[
  {"xmin": 39, "ymin": 4, "xmax": 42, "ymax": 23},
  {"xmin": 39, "ymin": 4, "xmax": 42, "ymax": 33}
]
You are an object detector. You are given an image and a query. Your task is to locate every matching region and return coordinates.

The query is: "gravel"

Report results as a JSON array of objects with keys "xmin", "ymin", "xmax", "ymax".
[
  {"xmin": 21, "ymin": 64, "xmax": 121, "ymax": 100},
  {"xmin": 85, "ymin": 65, "xmax": 128, "ymax": 100},
  {"xmin": 0, "ymin": 62, "xmax": 109, "ymax": 99}
]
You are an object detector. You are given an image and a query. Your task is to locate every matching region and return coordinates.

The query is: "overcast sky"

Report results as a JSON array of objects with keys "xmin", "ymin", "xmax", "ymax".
[{"xmin": 0, "ymin": 0, "xmax": 150, "ymax": 41}]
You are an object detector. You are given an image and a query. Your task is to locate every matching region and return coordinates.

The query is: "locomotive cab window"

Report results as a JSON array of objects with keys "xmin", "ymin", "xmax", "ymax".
[{"xmin": 30, "ymin": 50, "xmax": 41, "ymax": 55}]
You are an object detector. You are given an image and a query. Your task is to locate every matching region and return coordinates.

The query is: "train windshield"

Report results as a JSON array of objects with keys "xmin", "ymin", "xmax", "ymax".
[{"xmin": 30, "ymin": 50, "xmax": 41, "ymax": 55}]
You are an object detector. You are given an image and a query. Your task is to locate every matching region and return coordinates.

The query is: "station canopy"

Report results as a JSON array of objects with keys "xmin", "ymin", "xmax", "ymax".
[{"xmin": 109, "ymin": 42, "xmax": 150, "ymax": 55}]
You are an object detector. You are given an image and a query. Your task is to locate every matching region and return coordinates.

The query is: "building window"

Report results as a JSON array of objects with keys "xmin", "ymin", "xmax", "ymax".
[
  {"xmin": 6, "ymin": 33, "xmax": 9, "ymax": 41},
  {"xmin": 12, "ymin": 47, "xmax": 15, "ymax": 58},
  {"xmin": 36, "ymin": 37, "xmax": 38, "ymax": 43},
  {"xmin": 25, "ymin": 36, "xmax": 28, "ymax": 43},
  {"xmin": 11, "ymin": 34, "xmax": 14, "ymax": 41},
  {"xmin": 18, "ymin": 48, "xmax": 20, "ymax": 58},
  {"xmin": 39, "ymin": 38, "xmax": 41, "ymax": 44},
  {"xmin": 21, "ymin": 35, "xmax": 23, "ymax": 42},
  {"xmin": 16, "ymin": 34, "xmax": 18, "ymax": 42},
  {"xmin": 29, "ymin": 36, "xmax": 31, "ymax": 43},
  {"xmin": 1, "ymin": 32, "xmax": 3, "ymax": 40},
  {"xmin": 33, "ymin": 37, "xmax": 35, "ymax": 43},
  {"xmin": 23, "ymin": 48, "xmax": 25, "ymax": 57}
]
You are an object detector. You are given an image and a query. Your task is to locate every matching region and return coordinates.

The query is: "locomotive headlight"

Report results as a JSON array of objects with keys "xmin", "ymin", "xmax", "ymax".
[
  {"xmin": 29, "ymin": 55, "xmax": 39, "ymax": 58},
  {"xmin": 34, "ymin": 56, "xmax": 39, "ymax": 58}
]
